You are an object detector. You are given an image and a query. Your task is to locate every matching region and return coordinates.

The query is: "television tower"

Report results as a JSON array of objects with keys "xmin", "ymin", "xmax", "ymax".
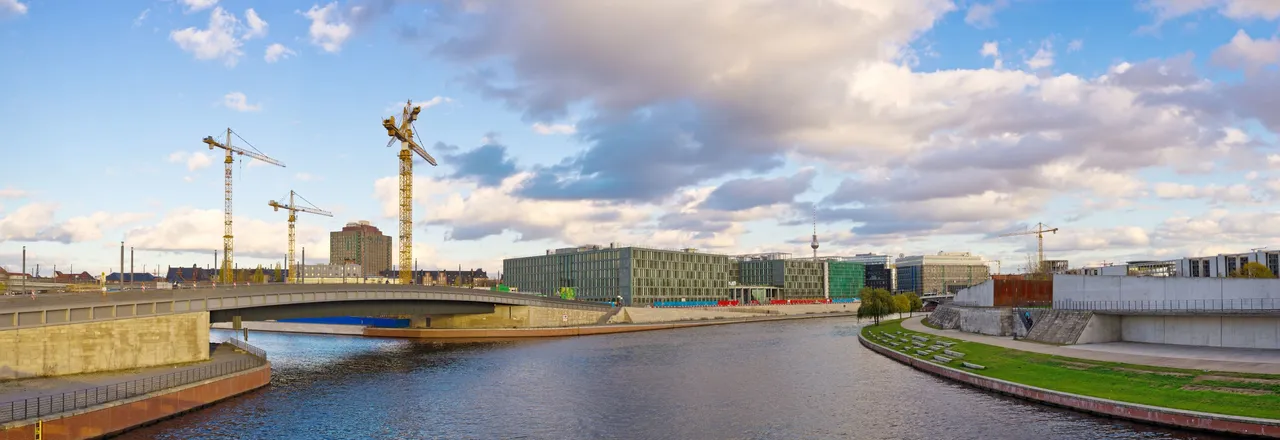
[{"xmin": 810, "ymin": 206, "xmax": 819, "ymax": 261}]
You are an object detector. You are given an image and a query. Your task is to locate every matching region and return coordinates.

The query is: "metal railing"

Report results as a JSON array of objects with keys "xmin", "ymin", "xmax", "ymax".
[
  {"xmin": 1053, "ymin": 298, "xmax": 1280, "ymax": 312},
  {"xmin": 0, "ymin": 345, "xmax": 267, "ymax": 424},
  {"xmin": 222, "ymin": 337, "xmax": 268, "ymax": 359}
]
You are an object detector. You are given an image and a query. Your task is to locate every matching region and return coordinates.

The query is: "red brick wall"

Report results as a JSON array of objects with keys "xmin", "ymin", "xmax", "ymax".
[{"xmin": 0, "ymin": 365, "xmax": 270, "ymax": 440}]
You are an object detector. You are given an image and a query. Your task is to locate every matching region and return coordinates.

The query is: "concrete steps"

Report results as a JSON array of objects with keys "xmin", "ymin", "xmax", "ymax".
[
  {"xmin": 595, "ymin": 307, "xmax": 624, "ymax": 325},
  {"xmin": 1024, "ymin": 310, "xmax": 1094, "ymax": 344}
]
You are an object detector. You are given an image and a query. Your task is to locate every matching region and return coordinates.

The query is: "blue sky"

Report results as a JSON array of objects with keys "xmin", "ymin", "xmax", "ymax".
[{"xmin": 3, "ymin": 0, "xmax": 1280, "ymax": 277}]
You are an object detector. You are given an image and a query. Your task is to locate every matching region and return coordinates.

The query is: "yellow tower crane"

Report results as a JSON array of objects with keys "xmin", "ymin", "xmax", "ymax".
[
  {"xmin": 202, "ymin": 129, "xmax": 285, "ymax": 284},
  {"xmin": 268, "ymin": 191, "xmax": 333, "ymax": 284},
  {"xmin": 998, "ymin": 222, "xmax": 1059, "ymax": 274},
  {"xmin": 382, "ymin": 100, "xmax": 439, "ymax": 284}
]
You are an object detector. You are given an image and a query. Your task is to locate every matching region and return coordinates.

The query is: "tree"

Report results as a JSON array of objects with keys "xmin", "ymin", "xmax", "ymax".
[
  {"xmin": 892, "ymin": 294, "xmax": 910, "ymax": 319},
  {"xmin": 1024, "ymin": 253, "xmax": 1050, "ymax": 281},
  {"xmin": 1230, "ymin": 261, "xmax": 1276, "ymax": 279},
  {"xmin": 906, "ymin": 293, "xmax": 923, "ymax": 317},
  {"xmin": 253, "ymin": 265, "xmax": 265, "ymax": 283},
  {"xmin": 856, "ymin": 287, "xmax": 894, "ymax": 325}
]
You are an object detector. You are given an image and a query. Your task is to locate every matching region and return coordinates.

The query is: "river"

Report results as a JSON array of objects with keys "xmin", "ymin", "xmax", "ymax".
[{"xmin": 122, "ymin": 317, "xmax": 1229, "ymax": 439}]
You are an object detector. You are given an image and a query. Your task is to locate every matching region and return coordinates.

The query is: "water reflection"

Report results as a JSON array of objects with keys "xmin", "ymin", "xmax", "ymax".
[{"xmin": 122, "ymin": 318, "xmax": 1231, "ymax": 440}]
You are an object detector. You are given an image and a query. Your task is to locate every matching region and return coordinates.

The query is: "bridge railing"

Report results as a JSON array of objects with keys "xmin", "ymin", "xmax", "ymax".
[
  {"xmin": 0, "ymin": 344, "xmax": 267, "ymax": 424},
  {"xmin": 1052, "ymin": 298, "xmax": 1280, "ymax": 312},
  {"xmin": 222, "ymin": 337, "xmax": 268, "ymax": 359}
]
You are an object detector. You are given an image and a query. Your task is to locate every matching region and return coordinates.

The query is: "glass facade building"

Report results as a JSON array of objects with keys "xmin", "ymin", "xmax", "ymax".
[
  {"xmin": 503, "ymin": 245, "xmax": 730, "ymax": 306},
  {"xmin": 895, "ymin": 252, "xmax": 990, "ymax": 295}
]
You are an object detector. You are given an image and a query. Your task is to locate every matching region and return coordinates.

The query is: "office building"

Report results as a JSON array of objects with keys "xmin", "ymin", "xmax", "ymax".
[
  {"xmin": 1041, "ymin": 259, "xmax": 1069, "ymax": 274},
  {"xmin": 895, "ymin": 251, "xmax": 990, "ymax": 295},
  {"xmin": 1179, "ymin": 250, "xmax": 1280, "ymax": 278},
  {"xmin": 838, "ymin": 254, "xmax": 893, "ymax": 292},
  {"xmin": 330, "ymin": 221, "xmax": 393, "ymax": 277},
  {"xmin": 503, "ymin": 244, "xmax": 730, "ymax": 305},
  {"xmin": 300, "ymin": 263, "xmax": 362, "ymax": 279}
]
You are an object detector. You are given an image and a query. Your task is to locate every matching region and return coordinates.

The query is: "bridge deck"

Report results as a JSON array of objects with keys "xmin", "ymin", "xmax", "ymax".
[{"xmin": 0, "ymin": 284, "xmax": 611, "ymax": 330}]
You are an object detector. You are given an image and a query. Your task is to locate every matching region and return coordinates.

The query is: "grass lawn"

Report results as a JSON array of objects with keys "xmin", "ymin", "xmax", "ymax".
[{"xmin": 861, "ymin": 319, "xmax": 1280, "ymax": 420}]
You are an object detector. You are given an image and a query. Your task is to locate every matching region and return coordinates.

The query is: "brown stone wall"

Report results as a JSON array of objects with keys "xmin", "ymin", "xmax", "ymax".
[{"xmin": 0, "ymin": 312, "xmax": 210, "ymax": 380}]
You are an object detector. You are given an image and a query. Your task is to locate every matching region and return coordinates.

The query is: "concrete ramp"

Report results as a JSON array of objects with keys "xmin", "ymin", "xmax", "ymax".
[
  {"xmin": 1024, "ymin": 310, "xmax": 1094, "ymax": 345},
  {"xmin": 926, "ymin": 304, "xmax": 962, "ymax": 329}
]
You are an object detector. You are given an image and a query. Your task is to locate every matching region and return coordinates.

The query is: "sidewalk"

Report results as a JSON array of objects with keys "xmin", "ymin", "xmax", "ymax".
[
  {"xmin": 901, "ymin": 316, "xmax": 1280, "ymax": 375},
  {"xmin": 0, "ymin": 342, "xmax": 258, "ymax": 404}
]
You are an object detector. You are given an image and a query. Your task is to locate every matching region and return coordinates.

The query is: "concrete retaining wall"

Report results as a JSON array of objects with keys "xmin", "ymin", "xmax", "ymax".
[
  {"xmin": 0, "ymin": 363, "xmax": 270, "ymax": 440},
  {"xmin": 427, "ymin": 305, "xmax": 608, "ymax": 329},
  {"xmin": 0, "ymin": 312, "xmax": 210, "ymax": 380},
  {"xmin": 1119, "ymin": 315, "xmax": 1280, "ymax": 349},
  {"xmin": 1054, "ymin": 275, "xmax": 1280, "ymax": 304},
  {"xmin": 926, "ymin": 305, "xmax": 1012, "ymax": 336},
  {"xmin": 1076, "ymin": 314, "xmax": 1121, "ymax": 344},
  {"xmin": 955, "ymin": 280, "xmax": 995, "ymax": 307},
  {"xmin": 858, "ymin": 334, "xmax": 1280, "ymax": 437}
]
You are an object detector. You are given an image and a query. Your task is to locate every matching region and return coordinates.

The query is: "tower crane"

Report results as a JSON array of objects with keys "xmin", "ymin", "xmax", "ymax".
[
  {"xmin": 998, "ymin": 222, "xmax": 1059, "ymax": 274},
  {"xmin": 202, "ymin": 129, "xmax": 285, "ymax": 284},
  {"xmin": 268, "ymin": 191, "xmax": 332, "ymax": 284},
  {"xmin": 382, "ymin": 100, "xmax": 439, "ymax": 284}
]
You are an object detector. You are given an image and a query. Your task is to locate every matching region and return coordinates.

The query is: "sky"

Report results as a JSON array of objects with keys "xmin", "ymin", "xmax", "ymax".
[{"xmin": 3, "ymin": 0, "xmax": 1280, "ymax": 277}]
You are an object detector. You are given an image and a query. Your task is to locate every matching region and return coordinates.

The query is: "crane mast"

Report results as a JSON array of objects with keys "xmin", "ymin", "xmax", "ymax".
[
  {"xmin": 382, "ymin": 100, "xmax": 439, "ymax": 284},
  {"xmin": 269, "ymin": 191, "xmax": 333, "ymax": 284},
  {"xmin": 202, "ymin": 129, "xmax": 284, "ymax": 284}
]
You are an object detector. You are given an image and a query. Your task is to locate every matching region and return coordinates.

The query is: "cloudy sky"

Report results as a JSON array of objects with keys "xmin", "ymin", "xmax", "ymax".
[{"xmin": 2, "ymin": 0, "xmax": 1280, "ymax": 277}]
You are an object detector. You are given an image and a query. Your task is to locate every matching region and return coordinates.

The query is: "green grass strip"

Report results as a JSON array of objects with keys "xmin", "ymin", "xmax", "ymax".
[{"xmin": 862, "ymin": 319, "xmax": 1280, "ymax": 420}]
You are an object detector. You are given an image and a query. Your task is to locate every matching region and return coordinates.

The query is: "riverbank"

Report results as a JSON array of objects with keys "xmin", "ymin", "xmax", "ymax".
[
  {"xmin": 369, "ymin": 310, "xmax": 859, "ymax": 338},
  {"xmin": 860, "ymin": 319, "xmax": 1280, "ymax": 437},
  {"xmin": 0, "ymin": 341, "xmax": 270, "ymax": 440}
]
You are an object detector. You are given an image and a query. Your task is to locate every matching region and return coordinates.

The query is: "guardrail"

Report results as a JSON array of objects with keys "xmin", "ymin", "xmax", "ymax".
[
  {"xmin": 1053, "ymin": 298, "xmax": 1280, "ymax": 312},
  {"xmin": 222, "ymin": 337, "xmax": 267, "ymax": 359},
  {"xmin": 0, "ymin": 343, "xmax": 267, "ymax": 424}
]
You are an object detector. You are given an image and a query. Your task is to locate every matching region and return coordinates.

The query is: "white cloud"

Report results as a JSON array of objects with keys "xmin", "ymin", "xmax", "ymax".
[
  {"xmin": 132, "ymin": 9, "xmax": 149, "ymax": 28},
  {"xmin": 0, "ymin": 0, "xmax": 28, "ymax": 17},
  {"xmin": 243, "ymin": 8, "xmax": 268, "ymax": 39},
  {"xmin": 1025, "ymin": 41, "xmax": 1054, "ymax": 69},
  {"xmin": 965, "ymin": 0, "xmax": 1010, "ymax": 28},
  {"xmin": 1211, "ymin": 29, "xmax": 1280, "ymax": 73},
  {"xmin": 1067, "ymin": 39, "xmax": 1083, "ymax": 52},
  {"xmin": 0, "ymin": 188, "xmax": 26, "ymax": 199},
  {"xmin": 0, "ymin": 203, "xmax": 152, "ymax": 244},
  {"xmin": 1144, "ymin": 0, "xmax": 1280, "ymax": 21},
  {"xmin": 167, "ymin": 151, "xmax": 214, "ymax": 171},
  {"xmin": 124, "ymin": 208, "xmax": 326, "ymax": 258},
  {"xmin": 222, "ymin": 91, "xmax": 261, "ymax": 112},
  {"xmin": 264, "ymin": 43, "xmax": 296, "ymax": 63},
  {"xmin": 532, "ymin": 123, "xmax": 577, "ymax": 135},
  {"xmin": 181, "ymin": 0, "xmax": 218, "ymax": 14},
  {"xmin": 303, "ymin": 2, "xmax": 352, "ymax": 53},
  {"xmin": 1152, "ymin": 182, "xmax": 1262, "ymax": 204},
  {"xmin": 384, "ymin": 97, "xmax": 452, "ymax": 113},
  {"xmin": 980, "ymin": 41, "xmax": 1002, "ymax": 69},
  {"xmin": 170, "ymin": 7, "xmax": 244, "ymax": 67}
]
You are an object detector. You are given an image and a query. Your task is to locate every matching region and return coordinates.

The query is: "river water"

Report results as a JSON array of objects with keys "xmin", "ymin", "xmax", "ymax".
[{"xmin": 123, "ymin": 317, "xmax": 1228, "ymax": 440}]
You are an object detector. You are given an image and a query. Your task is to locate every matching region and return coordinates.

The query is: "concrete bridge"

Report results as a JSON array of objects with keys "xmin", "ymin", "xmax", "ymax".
[
  {"xmin": 0, "ymin": 284, "xmax": 611, "ymax": 330},
  {"xmin": 0, "ymin": 284, "xmax": 614, "ymax": 380}
]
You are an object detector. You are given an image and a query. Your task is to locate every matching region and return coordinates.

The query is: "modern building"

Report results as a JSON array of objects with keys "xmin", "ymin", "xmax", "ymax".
[
  {"xmin": 895, "ymin": 251, "xmax": 990, "ymax": 295},
  {"xmin": 1041, "ymin": 259, "xmax": 1069, "ymax": 274},
  {"xmin": 301, "ymin": 263, "xmax": 362, "ymax": 279},
  {"xmin": 330, "ymin": 221, "xmax": 393, "ymax": 277},
  {"xmin": 1178, "ymin": 250, "xmax": 1280, "ymax": 278},
  {"xmin": 826, "ymin": 260, "xmax": 866, "ymax": 299},
  {"xmin": 504, "ymin": 244, "xmax": 730, "ymax": 305}
]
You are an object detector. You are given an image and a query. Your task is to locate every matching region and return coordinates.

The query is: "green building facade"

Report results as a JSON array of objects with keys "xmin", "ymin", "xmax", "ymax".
[
  {"xmin": 827, "ymin": 261, "xmax": 866, "ymax": 299},
  {"xmin": 502, "ymin": 245, "xmax": 730, "ymax": 306}
]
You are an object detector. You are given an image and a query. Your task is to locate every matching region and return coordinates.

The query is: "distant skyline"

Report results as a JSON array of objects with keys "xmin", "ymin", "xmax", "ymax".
[{"xmin": 4, "ymin": 0, "xmax": 1280, "ymax": 276}]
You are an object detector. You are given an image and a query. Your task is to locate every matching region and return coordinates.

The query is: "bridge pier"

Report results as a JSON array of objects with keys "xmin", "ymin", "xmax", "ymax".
[{"xmin": 410, "ymin": 315, "xmax": 429, "ymax": 329}]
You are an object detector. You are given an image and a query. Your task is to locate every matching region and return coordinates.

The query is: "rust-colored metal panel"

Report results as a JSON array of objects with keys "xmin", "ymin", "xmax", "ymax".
[{"xmin": 992, "ymin": 279, "xmax": 1053, "ymax": 307}]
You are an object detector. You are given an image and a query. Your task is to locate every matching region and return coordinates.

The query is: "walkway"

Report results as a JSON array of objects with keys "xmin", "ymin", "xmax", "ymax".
[
  {"xmin": 0, "ymin": 341, "xmax": 258, "ymax": 414},
  {"xmin": 900, "ymin": 316, "xmax": 1280, "ymax": 375}
]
